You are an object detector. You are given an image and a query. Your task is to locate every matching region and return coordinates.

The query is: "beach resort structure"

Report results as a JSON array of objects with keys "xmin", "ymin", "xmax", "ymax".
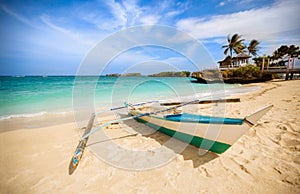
[{"xmin": 218, "ymin": 53, "xmax": 251, "ymax": 69}]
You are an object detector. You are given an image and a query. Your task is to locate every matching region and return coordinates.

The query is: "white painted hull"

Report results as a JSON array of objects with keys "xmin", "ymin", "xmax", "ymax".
[
  {"xmin": 129, "ymin": 105, "xmax": 272, "ymax": 153},
  {"xmin": 130, "ymin": 109, "xmax": 249, "ymax": 145}
]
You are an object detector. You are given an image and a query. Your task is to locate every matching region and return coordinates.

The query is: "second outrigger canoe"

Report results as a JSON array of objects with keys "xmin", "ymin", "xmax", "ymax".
[{"xmin": 129, "ymin": 103, "xmax": 272, "ymax": 154}]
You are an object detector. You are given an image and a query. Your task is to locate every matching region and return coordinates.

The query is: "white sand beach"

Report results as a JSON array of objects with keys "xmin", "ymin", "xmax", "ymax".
[{"xmin": 0, "ymin": 80, "xmax": 299, "ymax": 193}]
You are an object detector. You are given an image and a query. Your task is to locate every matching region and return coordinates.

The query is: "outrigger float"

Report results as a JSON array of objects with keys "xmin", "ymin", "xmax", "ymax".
[{"xmin": 69, "ymin": 98, "xmax": 272, "ymax": 175}]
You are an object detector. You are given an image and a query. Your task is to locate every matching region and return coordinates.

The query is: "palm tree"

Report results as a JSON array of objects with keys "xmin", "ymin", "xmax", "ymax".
[
  {"xmin": 222, "ymin": 33, "xmax": 245, "ymax": 57},
  {"xmin": 247, "ymin": 39, "xmax": 260, "ymax": 57}
]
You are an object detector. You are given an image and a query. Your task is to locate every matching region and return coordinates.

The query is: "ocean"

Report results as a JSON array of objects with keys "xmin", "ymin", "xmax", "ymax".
[{"xmin": 0, "ymin": 76, "xmax": 258, "ymax": 121}]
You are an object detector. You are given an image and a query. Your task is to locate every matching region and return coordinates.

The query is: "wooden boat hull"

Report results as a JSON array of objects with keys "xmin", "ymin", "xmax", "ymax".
[{"xmin": 129, "ymin": 105, "xmax": 272, "ymax": 154}]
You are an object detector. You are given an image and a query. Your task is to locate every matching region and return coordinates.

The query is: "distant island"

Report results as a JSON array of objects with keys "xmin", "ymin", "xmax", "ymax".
[
  {"xmin": 122, "ymin": 73, "xmax": 142, "ymax": 77},
  {"xmin": 105, "ymin": 73, "xmax": 121, "ymax": 77},
  {"xmin": 105, "ymin": 71, "xmax": 191, "ymax": 77},
  {"xmin": 149, "ymin": 71, "xmax": 190, "ymax": 77}
]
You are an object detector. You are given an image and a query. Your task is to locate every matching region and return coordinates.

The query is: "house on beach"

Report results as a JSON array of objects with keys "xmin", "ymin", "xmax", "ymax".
[{"xmin": 218, "ymin": 53, "xmax": 251, "ymax": 69}]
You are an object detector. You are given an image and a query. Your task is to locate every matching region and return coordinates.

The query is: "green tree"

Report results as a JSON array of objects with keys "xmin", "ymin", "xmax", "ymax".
[
  {"xmin": 288, "ymin": 45, "xmax": 300, "ymax": 68},
  {"xmin": 253, "ymin": 56, "xmax": 270, "ymax": 68},
  {"xmin": 247, "ymin": 39, "xmax": 260, "ymax": 57},
  {"xmin": 272, "ymin": 45, "xmax": 300, "ymax": 79},
  {"xmin": 181, "ymin": 71, "xmax": 191, "ymax": 77},
  {"xmin": 272, "ymin": 45, "xmax": 300, "ymax": 67},
  {"xmin": 222, "ymin": 33, "xmax": 245, "ymax": 57}
]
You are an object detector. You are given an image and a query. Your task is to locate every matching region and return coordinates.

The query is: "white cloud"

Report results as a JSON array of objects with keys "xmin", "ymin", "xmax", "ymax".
[
  {"xmin": 201, "ymin": 37, "xmax": 227, "ymax": 45},
  {"xmin": 139, "ymin": 15, "xmax": 161, "ymax": 25},
  {"xmin": 74, "ymin": 0, "xmax": 134, "ymax": 31},
  {"xmin": 55, "ymin": 0, "xmax": 186, "ymax": 33},
  {"xmin": 40, "ymin": 15, "xmax": 95, "ymax": 46},
  {"xmin": 105, "ymin": 0, "xmax": 128, "ymax": 29},
  {"xmin": 0, "ymin": 4, "xmax": 35, "ymax": 28},
  {"xmin": 217, "ymin": 0, "xmax": 255, "ymax": 7},
  {"xmin": 166, "ymin": 10, "xmax": 182, "ymax": 17},
  {"xmin": 100, "ymin": 0, "xmax": 185, "ymax": 27},
  {"xmin": 78, "ymin": 0, "xmax": 128, "ymax": 31},
  {"xmin": 79, "ymin": 0, "xmax": 150, "ymax": 30},
  {"xmin": 218, "ymin": 2, "xmax": 226, "ymax": 7},
  {"xmin": 177, "ymin": 0, "xmax": 300, "ymax": 53}
]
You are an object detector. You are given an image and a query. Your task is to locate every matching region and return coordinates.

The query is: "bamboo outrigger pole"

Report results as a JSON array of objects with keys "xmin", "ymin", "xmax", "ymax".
[
  {"xmin": 69, "ymin": 113, "xmax": 96, "ymax": 175},
  {"xmin": 94, "ymin": 100, "xmax": 159, "ymax": 115}
]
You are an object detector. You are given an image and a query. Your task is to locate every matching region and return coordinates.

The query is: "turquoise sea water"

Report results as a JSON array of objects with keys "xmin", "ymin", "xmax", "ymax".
[{"xmin": 0, "ymin": 76, "xmax": 256, "ymax": 120}]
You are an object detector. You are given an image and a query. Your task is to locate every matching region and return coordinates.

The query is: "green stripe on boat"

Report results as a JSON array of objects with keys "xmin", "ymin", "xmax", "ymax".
[{"xmin": 135, "ymin": 117, "xmax": 231, "ymax": 154}]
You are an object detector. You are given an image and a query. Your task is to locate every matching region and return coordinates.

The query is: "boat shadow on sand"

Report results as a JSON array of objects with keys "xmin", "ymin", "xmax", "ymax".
[
  {"xmin": 122, "ymin": 114, "xmax": 219, "ymax": 168},
  {"xmin": 87, "ymin": 113, "xmax": 219, "ymax": 168}
]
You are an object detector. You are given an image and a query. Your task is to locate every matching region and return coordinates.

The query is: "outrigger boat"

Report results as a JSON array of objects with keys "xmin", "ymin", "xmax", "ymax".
[
  {"xmin": 128, "ymin": 103, "xmax": 272, "ymax": 154},
  {"xmin": 69, "ymin": 98, "xmax": 272, "ymax": 174}
]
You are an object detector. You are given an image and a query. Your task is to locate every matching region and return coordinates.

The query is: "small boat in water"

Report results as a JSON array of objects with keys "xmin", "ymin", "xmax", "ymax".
[{"xmin": 128, "ymin": 103, "xmax": 272, "ymax": 154}]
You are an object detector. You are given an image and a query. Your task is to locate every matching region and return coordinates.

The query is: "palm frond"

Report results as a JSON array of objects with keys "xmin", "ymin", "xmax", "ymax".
[
  {"xmin": 222, "ymin": 33, "xmax": 246, "ymax": 57},
  {"xmin": 247, "ymin": 39, "xmax": 260, "ymax": 56},
  {"xmin": 224, "ymin": 48, "xmax": 229, "ymax": 55}
]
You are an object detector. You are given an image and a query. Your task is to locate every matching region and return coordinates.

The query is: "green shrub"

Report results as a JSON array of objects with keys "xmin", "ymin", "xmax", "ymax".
[{"xmin": 221, "ymin": 65, "xmax": 261, "ymax": 79}]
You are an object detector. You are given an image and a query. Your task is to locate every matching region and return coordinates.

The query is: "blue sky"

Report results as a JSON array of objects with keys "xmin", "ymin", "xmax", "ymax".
[{"xmin": 0, "ymin": 0, "xmax": 299, "ymax": 75}]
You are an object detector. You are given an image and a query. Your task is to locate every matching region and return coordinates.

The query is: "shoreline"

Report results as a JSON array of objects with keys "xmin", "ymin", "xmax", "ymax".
[
  {"xmin": 0, "ymin": 80, "xmax": 299, "ymax": 193},
  {"xmin": 0, "ymin": 83, "xmax": 258, "ymax": 132}
]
